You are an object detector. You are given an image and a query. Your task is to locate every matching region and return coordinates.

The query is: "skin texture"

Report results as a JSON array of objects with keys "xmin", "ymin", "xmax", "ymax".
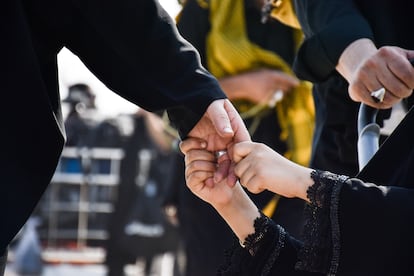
[
  {"xmin": 219, "ymin": 69, "xmax": 299, "ymax": 105},
  {"xmin": 180, "ymin": 138, "xmax": 314, "ymax": 244},
  {"xmin": 188, "ymin": 99, "xmax": 251, "ymax": 185},
  {"xmin": 336, "ymin": 38, "xmax": 414, "ymax": 109}
]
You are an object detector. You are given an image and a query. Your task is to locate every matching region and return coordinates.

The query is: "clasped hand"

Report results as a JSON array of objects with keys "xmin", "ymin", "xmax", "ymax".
[{"xmin": 180, "ymin": 138, "xmax": 314, "ymax": 208}]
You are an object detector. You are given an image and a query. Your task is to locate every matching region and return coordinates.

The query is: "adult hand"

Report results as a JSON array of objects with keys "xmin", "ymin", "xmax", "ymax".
[
  {"xmin": 232, "ymin": 141, "xmax": 313, "ymax": 201},
  {"xmin": 337, "ymin": 39, "xmax": 414, "ymax": 109},
  {"xmin": 187, "ymin": 99, "xmax": 250, "ymax": 185},
  {"xmin": 219, "ymin": 69, "xmax": 299, "ymax": 105},
  {"xmin": 182, "ymin": 137, "xmax": 261, "ymax": 243}
]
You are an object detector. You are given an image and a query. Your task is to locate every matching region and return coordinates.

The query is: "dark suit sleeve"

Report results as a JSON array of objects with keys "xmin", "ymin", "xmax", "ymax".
[
  {"xmin": 292, "ymin": 0, "xmax": 375, "ymax": 82},
  {"xmin": 62, "ymin": 0, "xmax": 226, "ymax": 137}
]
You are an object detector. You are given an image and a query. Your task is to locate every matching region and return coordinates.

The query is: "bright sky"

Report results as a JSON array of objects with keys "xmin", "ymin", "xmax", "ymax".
[{"xmin": 58, "ymin": 1, "xmax": 182, "ymax": 118}]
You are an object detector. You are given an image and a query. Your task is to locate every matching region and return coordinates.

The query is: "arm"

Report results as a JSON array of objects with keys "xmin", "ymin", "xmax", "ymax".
[
  {"xmin": 231, "ymin": 140, "xmax": 414, "ymax": 274},
  {"xmin": 62, "ymin": 0, "xmax": 226, "ymax": 137},
  {"xmin": 219, "ymin": 69, "xmax": 299, "ymax": 105},
  {"xmin": 57, "ymin": 0, "xmax": 250, "ymax": 183},
  {"xmin": 293, "ymin": 0, "xmax": 414, "ymax": 108},
  {"xmin": 182, "ymin": 137, "xmax": 414, "ymax": 274},
  {"xmin": 181, "ymin": 138, "xmax": 329, "ymax": 275},
  {"xmin": 293, "ymin": 0, "xmax": 374, "ymax": 82}
]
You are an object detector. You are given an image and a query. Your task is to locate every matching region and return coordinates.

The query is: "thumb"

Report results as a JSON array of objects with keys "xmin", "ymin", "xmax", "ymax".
[
  {"xmin": 206, "ymin": 99, "xmax": 234, "ymax": 138},
  {"xmin": 223, "ymin": 99, "xmax": 251, "ymax": 143},
  {"xmin": 232, "ymin": 141, "xmax": 254, "ymax": 163}
]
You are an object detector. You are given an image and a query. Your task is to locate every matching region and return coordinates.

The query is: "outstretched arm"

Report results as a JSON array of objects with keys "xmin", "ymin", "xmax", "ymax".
[{"xmin": 63, "ymin": 0, "xmax": 251, "ymax": 183}]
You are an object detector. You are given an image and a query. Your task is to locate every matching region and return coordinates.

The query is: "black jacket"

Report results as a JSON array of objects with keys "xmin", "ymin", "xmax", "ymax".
[
  {"xmin": 292, "ymin": 0, "xmax": 414, "ymax": 176},
  {"xmin": 0, "ymin": 0, "xmax": 225, "ymax": 251},
  {"xmin": 294, "ymin": 0, "xmax": 414, "ymax": 82}
]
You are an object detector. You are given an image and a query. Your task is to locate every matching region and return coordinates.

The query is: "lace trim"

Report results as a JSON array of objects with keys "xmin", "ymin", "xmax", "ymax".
[
  {"xmin": 243, "ymin": 212, "xmax": 272, "ymax": 256},
  {"xmin": 328, "ymin": 179, "xmax": 344, "ymax": 275},
  {"xmin": 296, "ymin": 170, "xmax": 348, "ymax": 275},
  {"xmin": 217, "ymin": 212, "xmax": 286, "ymax": 276},
  {"xmin": 240, "ymin": 212, "xmax": 287, "ymax": 276},
  {"xmin": 307, "ymin": 170, "xmax": 328, "ymax": 208}
]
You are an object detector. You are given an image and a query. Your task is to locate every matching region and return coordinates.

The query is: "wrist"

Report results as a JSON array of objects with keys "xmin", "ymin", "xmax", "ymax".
[
  {"xmin": 214, "ymin": 184, "xmax": 261, "ymax": 243},
  {"xmin": 293, "ymin": 166, "xmax": 315, "ymax": 203},
  {"xmin": 336, "ymin": 38, "xmax": 377, "ymax": 82}
]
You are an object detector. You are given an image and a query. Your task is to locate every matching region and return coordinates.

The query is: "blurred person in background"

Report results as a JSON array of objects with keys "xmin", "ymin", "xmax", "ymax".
[
  {"xmin": 63, "ymin": 83, "xmax": 99, "ymax": 147},
  {"xmin": 104, "ymin": 108, "xmax": 179, "ymax": 276},
  {"xmin": 60, "ymin": 83, "xmax": 123, "ymax": 235},
  {"xmin": 63, "ymin": 83, "xmax": 124, "ymax": 148}
]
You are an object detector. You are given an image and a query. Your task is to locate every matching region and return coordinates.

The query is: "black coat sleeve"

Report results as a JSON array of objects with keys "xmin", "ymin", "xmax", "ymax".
[
  {"xmin": 292, "ymin": 0, "xmax": 375, "ymax": 82},
  {"xmin": 61, "ymin": 0, "xmax": 226, "ymax": 137}
]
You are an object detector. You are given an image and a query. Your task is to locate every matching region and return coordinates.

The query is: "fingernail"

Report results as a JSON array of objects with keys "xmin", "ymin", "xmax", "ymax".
[
  {"xmin": 200, "ymin": 141, "xmax": 207, "ymax": 148},
  {"xmin": 223, "ymin": 127, "xmax": 233, "ymax": 134}
]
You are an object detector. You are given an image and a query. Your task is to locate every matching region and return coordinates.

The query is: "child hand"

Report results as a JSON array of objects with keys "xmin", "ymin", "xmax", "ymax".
[
  {"xmin": 232, "ymin": 141, "xmax": 313, "ymax": 201},
  {"xmin": 180, "ymin": 138, "xmax": 239, "ymax": 208}
]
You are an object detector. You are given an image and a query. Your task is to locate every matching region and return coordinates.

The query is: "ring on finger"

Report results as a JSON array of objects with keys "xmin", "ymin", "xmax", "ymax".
[
  {"xmin": 370, "ymin": 87, "xmax": 386, "ymax": 103},
  {"xmin": 215, "ymin": 150, "xmax": 227, "ymax": 159}
]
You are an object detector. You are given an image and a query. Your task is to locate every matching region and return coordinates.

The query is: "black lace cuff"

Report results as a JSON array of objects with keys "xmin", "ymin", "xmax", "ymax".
[
  {"xmin": 243, "ymin": 212, "xmax": 272, "ymax": 256},
  {"xmin": 296, "ymin": 170, "xmax": 348, "ymax": 274},
  {"xmin": 218, "ymin": 212, "xmax": 286, "ymax": 276}
]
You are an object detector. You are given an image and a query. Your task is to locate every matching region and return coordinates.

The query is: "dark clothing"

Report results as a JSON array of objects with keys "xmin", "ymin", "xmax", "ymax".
[
  {"xmin": 308, "ymin": 75, "xmax": 360, "ymax": 175},
  {"xmin": 219, "ymin": 130, "xmax": 414, "ymax": 276},
  {"xmin": 64, "ymin": 111, "xmax": 94, "ymax": 147},
  {"xmin": 105, "ymin": 114, "xmax": 177, "ymax": 276},
  {"xmin": 166, "ymin": 152, "xmax": 236, "ymax": 276},
  {"xmin": 65, "ymin": 109, "xmax": 123, "ymax": 148},
  {"xmin": 172, "ymin": 1, "xmax": 305, "ymax": 275},
  {"xmin": 294, "ymin": 0, "xmax": 414, "ymax": 81},
  {"xmin": 216, "ymin": 2, "xmax": 414, "ymax": 273},
  {"xmin": 292, "ymin": 0, "xmax": 414, "ymax": 176},
  {"xmin": 1, "ymin": 0, "xmax": 225, "ymax": 253},
  {"xmin": 0, "ymin": 250, "xmax": 6, "ymax": 276}
]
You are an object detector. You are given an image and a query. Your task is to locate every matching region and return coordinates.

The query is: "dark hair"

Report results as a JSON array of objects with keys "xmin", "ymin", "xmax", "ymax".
[
  {"xmin": 63, "ymin": 83, "xmax": 96, "ymax": 108},
  {"xmin": 69, "ymin": 83, "xmax": 92, "ymax": 94}
]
